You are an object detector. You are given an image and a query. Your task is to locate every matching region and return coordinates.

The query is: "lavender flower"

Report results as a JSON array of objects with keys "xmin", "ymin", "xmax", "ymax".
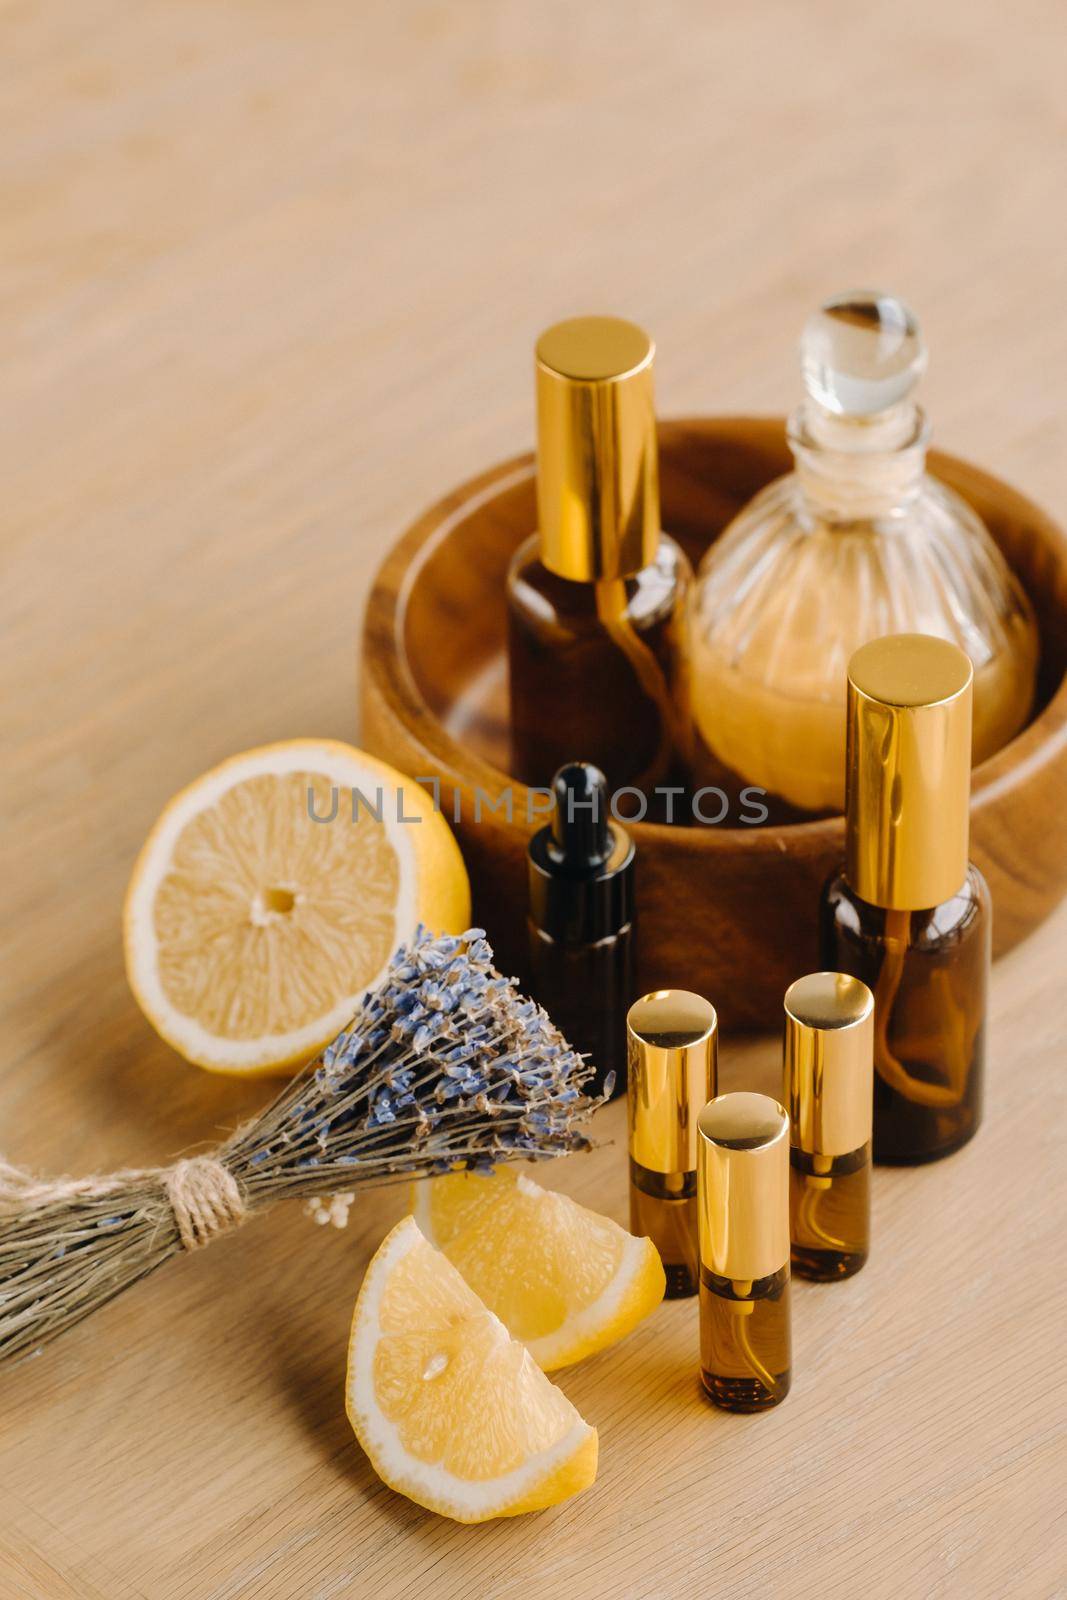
[
  {"xmin": 0, "ymin": 929, "xmax": 605, "ymax": 1366},
  {"xmin": 225, "ymin": 926, "xmax": 604, "ymax": 1201}
]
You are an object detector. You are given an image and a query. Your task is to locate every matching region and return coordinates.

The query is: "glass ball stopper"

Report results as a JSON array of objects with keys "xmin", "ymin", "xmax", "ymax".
[{"xmin": 800, "ymin": 291, "xmax": 926, "ymax": 417}]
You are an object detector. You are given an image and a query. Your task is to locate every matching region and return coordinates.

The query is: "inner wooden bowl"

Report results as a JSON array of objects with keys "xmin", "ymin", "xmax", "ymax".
[{"xmin": 362, "ymin": 417, "xmax": 1067, "ymax": 1028}]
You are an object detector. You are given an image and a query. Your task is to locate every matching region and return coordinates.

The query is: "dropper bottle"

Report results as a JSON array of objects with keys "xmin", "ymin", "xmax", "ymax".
[{"xmin": 526, "ymin": 762, "xmax": 635, "ymax": 1099}]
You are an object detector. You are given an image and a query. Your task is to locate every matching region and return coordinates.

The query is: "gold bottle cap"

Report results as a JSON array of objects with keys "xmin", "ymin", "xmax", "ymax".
[
  {"xmin": 626, "ymin": 990, "xmax": 719, "ymax": 1175},
  {"xmin": 845, "ymin": 633, "xmax": 973, "ymax": 910},
  {"xmin": 535, "ymin": 316, "xmax": 660, "ymax": 582},
  {"xmin": 783, "ymin": 972, "xmax": 874, "ymax": 1158},
  {"xmin": 697, "ymin": 1093, "xmax": 790, "ymax": 1282}
]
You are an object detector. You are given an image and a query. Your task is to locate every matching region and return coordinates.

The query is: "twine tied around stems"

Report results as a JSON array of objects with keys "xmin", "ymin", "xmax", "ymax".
[
  {"xmin": 0, "ymin": 927, "xmax": 605, "ymax": 1364},
  {"xmin": 161, "ymin": 1157, "xmax": 246, "ymax": 1250},
  {"xmin": 0, "ymin": 1154, "xmax": 247, "ymax": 1250},
  {"xmin": 0, "ymin": 1156, "xmax": 152, "ymax": 1214}
]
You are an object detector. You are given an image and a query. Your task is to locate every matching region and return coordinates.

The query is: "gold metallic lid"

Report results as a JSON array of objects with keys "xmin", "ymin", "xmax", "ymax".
[
  {"xmin": 697, "ymin": 1093, "xmax": 790, "ymax": 1282},
  {"xmin": 535, "ymin": 316, "xmax": 660, "ymax": 582},
  {"xmin": 845, "ymin": 633, "xmax": 973, "ymax": 910},
  {"xmin": 626, "ymin": 990, "xmax": 718, "ymax": 1175},
  {"xmin": 783, "ymin": 972, "xmax": 874, "ymax": 1158}
]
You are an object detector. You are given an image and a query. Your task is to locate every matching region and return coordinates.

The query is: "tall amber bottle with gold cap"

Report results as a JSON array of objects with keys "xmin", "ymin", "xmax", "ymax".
[
  {"xmin": 626, "ymin": 990, "xmax": 718, "ymax": 1298},
  {"xmin": 507, "ymin": 316, "xmax": 691, "ymax": 808},
  {"xmin": 697, "ymin": 1092, "xmax": 792, "ymax": 1411},
  {"xmin": 821, "ymin": 633, "xmax": 992, "ymax": 1164}
]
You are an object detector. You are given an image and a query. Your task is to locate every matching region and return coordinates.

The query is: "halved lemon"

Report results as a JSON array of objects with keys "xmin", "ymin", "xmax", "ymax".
[
  {"xmin": 346, "ymin": 1217, "xmax": 597, "ymax": 1522},
  {"xmin": 124, "ymin": 740, "xmax": 469, "ymax": 1074},
  {"xmin": 412, "ymin": 1166, "xmax": 665, "ymax": 1370}
]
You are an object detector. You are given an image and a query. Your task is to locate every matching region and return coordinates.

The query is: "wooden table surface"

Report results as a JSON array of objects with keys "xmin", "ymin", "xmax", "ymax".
[{"xmin": 3, "ymin": 4, "xmax": 1066, "ymax": 1597}]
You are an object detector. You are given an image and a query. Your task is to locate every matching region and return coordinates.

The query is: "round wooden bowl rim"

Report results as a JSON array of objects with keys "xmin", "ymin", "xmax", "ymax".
[{"xmin": 364, "ymin": 415, "xmax": 1067, "ymax": 855}]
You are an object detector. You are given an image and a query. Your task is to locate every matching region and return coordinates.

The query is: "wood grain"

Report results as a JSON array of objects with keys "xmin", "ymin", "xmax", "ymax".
[
  {"xmin": 360, "ymin": 418, "xmax": 1067, "ymax": 1025},
  {"xmin": 2, "ymin": 3, "xmax": 1066, "ymax": 1597}
]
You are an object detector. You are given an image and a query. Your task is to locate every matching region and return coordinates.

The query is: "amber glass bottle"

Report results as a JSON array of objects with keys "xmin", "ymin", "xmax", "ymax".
[
  {"xmin": 821, "ymin": 871, "xmax": 989, "ymax": 1163},
  {"xmin": 527, "ymin": 762, "xmax": 635, "ymax": 1100},
  {"xmin": 626, "ymin": 989, "xmax": 718, "ymax": 1298},
  {"xmin": 697, "ymin": 1093, "xmax": 792, "ymax": 1411},
  {"xmin": 699, "ymin": 1266, "xmax": 791, "ymax": 1411},
  {"xmin": 507, "ymin": 317, "xmax": 691, "ymax": 809},
  {"xmin": 783, "ymin": 971, "xmax": 874, "ymax": 1279},
  {"xmin": 822, "ymin": 634, "xmax": 991, "ymax": 1165}
]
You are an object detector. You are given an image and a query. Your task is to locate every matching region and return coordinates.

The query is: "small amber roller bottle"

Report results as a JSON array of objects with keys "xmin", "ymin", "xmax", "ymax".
[
  {"xmin": 821, "ymin": 633, "xmax": 991, "ymax": 1163},
  {"xmin": 626, "ymin": 990, "xmax": 718, "ymax": 1298},
  {"xmin": 698, "ymin": 1093, "xmax": 791, "ymax": 1411},
  {"xmin": 784, "ymin": 972, "xmax": 874, "ymax": 1281}
]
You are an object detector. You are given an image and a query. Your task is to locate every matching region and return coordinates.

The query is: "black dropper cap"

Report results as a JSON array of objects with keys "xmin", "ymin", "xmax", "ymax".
[{"xmin": 527, "ymin": 763, "xmax": 635, "ymax": 944}]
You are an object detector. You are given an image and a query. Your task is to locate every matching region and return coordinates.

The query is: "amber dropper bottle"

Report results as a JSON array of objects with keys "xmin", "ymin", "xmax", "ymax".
[
  {"xmin": 626, "ymin": 990, "xmax": 718, "ymax": 1297},
  {"xmin": 784, "ymin": 972, "xmax": 874, "ymax": 1280},
  {"xmin": 507, "ymin": 316, "xmax": 691, "ymax": 810},
  {"xmin": 527, "ymin": 762, "xmax": 635, "ymax": 1099},
  {"xmin": 822, "ymin": 634, "xmax": 991, "ymax": 1163},
  {"xmin": 698, "ymin": 1093, "xmax": 791, "ymax": 1411}
]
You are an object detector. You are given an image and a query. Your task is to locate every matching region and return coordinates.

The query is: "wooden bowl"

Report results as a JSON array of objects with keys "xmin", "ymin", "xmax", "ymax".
[{"xmin": 361, "ymin": 417, "xmax": 1067, "ymax": 1028}]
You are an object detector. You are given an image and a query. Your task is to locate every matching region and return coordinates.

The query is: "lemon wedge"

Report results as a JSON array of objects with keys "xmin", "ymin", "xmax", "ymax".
[
  {"xmin": 124, "ymin": 740, "xmax": 469, "ymax": 1074},
  {"xmin": 412, "ymin": 1166, "xmax": 665, "ymax": 1370},
  {"xmin": 346, "ymin": 1217, "xmax": 598, "ymax": 1522}
]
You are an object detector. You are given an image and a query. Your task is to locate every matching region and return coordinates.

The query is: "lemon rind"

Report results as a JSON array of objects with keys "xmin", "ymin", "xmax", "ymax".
[
  {"xmin": 411, "ymin": 1171, "xmax": 666, "ymax": 1372},
  {"xmin": 124, "ymin": 739, "xmax": 469, "ymax": 1075},
  {"xmin": 526, "ymin": 1231, "xmax": 665, "ymax": 1372},
  {"xmin": 346, "ymin": 1217, "xmax": 597, "ymax": 1523}
]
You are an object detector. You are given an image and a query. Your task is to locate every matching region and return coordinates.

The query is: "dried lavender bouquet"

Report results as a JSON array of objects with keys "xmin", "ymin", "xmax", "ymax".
[{"xmin": 0, "ymin": 928, "xmax": 607, "ymax": 1364}]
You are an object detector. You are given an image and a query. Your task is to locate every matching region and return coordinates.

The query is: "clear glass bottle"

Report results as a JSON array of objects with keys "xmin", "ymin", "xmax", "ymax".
[
  {"xmin": 697, "ymin": 1093, "xmax": 791, "ymax": 1411},
  {"xmin": 627, "ymin": 989, "xmax": 718, "ymax": 1298},
  {"xmin": 690, "ymin": 291, "xmax": 1038, "ymax": 816},
  {"xmin": 821, "ymin": 634, "xmax": 991, "ymax": 1164},
  {"xmin": 783, "ymin": 971, "xmax": 874, "ymax": 1279},
  {"xmin": 508, "ymin": 317, "xmax": 691, "ymax": 808}
]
